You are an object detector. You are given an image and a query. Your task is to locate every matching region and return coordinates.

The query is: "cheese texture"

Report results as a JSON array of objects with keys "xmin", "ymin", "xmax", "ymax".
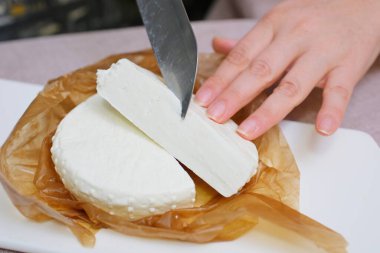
[
  {"xmin": 97, "ymin": 59, "xmax": 259, "ymax": 197},
  {"xmin": 51, "ymin": 95, "xmax": 195, "ymax": 220}
]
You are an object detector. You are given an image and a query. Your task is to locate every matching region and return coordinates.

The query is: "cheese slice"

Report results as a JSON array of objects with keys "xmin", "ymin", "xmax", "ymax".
[
  {"xmin": 51, "ymin": 95, "xmax": 195, "ymax": 220},
  {"xmin": 97, "ymin": 59, "xmax": 259, "ymax": 197}
]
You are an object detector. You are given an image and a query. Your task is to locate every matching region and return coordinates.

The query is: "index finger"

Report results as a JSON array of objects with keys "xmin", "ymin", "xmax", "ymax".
[{"xmin": 195, "ymin": 20, "xmax": 275, "ymax": 107}]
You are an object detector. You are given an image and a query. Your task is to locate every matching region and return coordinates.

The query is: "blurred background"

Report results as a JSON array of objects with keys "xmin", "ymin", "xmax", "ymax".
[
  {"xmin": 0, "ymin": 0, "xmax": 278, "ymax": 42},
  {"xmin": 0, "ymin": 0, "xmax": 215, "ymax": 41}
]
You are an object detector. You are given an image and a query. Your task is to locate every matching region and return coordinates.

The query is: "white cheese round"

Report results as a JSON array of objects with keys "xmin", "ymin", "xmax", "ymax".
[
  {"xmin": 51, "ymin": 95, "xmax": 195, "ymax": 220},
  {"xmin": 97, "ymin": 59, "xmax": 258, "ymax": 197}
]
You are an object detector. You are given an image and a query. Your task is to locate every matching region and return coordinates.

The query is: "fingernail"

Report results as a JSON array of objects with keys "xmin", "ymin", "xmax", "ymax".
[
  {"xmin": 237, "ymin": 118, "xmax": 259, "ymax": 139},
  {"xmin": 207, "ymin": 100, "xmax": 226, "ymax": 121},
  {"xmin": 318, "ymin": 115, "xmax": 335, "ymax": 135},
  {"xmin": 195, "ymin": 88, "xmax": 213, "ymax": 106}
]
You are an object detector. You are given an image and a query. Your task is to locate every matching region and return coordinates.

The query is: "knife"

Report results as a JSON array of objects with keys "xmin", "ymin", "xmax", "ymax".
[{"xmin": 136, "ymin": 0, "xmax": 198, "ymax": 118}]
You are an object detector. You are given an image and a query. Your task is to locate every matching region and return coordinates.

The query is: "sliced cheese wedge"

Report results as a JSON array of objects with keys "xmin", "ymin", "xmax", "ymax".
[
  {"xmin": 97, "ymin": 59, "xmax": 258, "ymax": 197},
  {"xmin": 51, "ymin": 95, "xmax": 195, "ymax": 220}
]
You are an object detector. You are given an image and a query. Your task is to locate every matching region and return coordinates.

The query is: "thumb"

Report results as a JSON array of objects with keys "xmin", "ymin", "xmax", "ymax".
[{"xmin": 212, "ymin": 37, "xmax": 238, "ymax": 55}]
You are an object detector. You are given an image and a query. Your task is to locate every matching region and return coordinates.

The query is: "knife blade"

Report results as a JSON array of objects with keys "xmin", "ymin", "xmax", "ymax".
[{"xmin": 136, "ymin": 0, "xmax": 198, "ymax": 118}]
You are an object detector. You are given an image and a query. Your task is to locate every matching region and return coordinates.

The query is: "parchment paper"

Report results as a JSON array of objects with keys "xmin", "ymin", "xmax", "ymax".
[{"xmin": 0, "ymin": 50, "xmax": 347, "ymax": 253}]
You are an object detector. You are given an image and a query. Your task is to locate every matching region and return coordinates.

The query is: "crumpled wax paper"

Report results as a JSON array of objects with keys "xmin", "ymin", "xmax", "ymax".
[{"xmin": 0, "ymin": 50, "xmax": 347, "ymax": 252}]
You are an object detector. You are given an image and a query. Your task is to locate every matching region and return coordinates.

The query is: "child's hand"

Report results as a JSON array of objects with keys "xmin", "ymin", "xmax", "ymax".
[{"xmin": 195, "ymin": 0, "xmax": 380, "ymax": 140}]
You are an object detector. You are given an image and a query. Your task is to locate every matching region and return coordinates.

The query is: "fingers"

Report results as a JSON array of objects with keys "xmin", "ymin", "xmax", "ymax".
[
  {"xmin": 316, "ymin": 67, "xmax": 354, "ymax": 135},
  {"xmin": 237, "ymin": 52, "xmax": 331, "ymax": 140},
  {"xmin": 212, "ymin": 37, "xmax": 237, "ymax": 55},
  {"xmin": 206, "ymin": 38, "xmax": 302, "ymax": 123},
  {"xmin": 315, "ymin": 49, "xmax": 376, "ymax": 135},
  {"xmin": 195, "ymin": 21, "xmax": 274, "ymax": 107}
]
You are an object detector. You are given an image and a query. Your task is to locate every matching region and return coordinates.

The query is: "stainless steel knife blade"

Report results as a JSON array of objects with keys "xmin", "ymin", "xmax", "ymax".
[{"xmin": 136, "ymin": 0, "xmax": 198, "ymax": 118}]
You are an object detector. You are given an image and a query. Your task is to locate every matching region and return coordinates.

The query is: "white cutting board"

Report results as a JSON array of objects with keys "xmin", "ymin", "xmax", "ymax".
[{"xmin": 0, "ymin": 79, "xmax": 379, "ymax": 253}]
